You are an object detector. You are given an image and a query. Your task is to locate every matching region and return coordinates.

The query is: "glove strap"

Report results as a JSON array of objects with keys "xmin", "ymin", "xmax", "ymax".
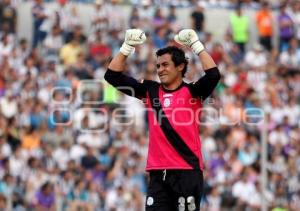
[
  {"xmin": 191, "ymin": 40, "xmax": 205, "ymax": 55},
  {"xmin": 120, "ymin": 42, "xmax": 135, "ymax": 56}
]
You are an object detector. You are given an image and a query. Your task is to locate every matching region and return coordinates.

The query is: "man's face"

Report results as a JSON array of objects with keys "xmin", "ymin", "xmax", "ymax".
[{"xmin": 156, "ymin": 54, "xmax": 183, "ymax": 86}]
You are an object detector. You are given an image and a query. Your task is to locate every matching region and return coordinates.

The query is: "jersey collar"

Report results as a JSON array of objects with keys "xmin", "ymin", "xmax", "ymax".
[{"xmin": 161, "ymin": 82, "xmax": 185, "ymax": 93}]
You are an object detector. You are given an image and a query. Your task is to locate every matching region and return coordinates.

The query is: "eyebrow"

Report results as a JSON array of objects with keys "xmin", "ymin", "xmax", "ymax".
[{"xmin": 156, "ymin": 62, "xmax": 169, "ymax": 68}]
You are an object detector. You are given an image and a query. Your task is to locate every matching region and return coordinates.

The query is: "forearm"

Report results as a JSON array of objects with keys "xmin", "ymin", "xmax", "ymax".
[
  {"xmin": 107, "ymin": 52, "xmax": 128, "ymax": 72},
  {"xmin": 198, "ymin": 50, "xmax": 217, "ymax": 70}
]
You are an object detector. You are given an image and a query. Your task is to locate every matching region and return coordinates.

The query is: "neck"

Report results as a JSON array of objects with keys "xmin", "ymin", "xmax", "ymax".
[{"xmin": 162, "ymin": 78, "xmax": 183, "ymax": 91}]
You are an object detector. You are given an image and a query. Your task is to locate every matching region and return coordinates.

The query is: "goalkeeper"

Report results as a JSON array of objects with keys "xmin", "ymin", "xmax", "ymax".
[{"xmin": 104, "ymin": 29, "xmax": 220, "ymax": 211}]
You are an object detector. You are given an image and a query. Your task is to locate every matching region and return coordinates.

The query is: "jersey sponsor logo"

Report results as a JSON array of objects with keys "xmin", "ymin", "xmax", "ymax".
[{"xmin": 163, "ymin": 93, "xmax": 173, "ymax": 97}]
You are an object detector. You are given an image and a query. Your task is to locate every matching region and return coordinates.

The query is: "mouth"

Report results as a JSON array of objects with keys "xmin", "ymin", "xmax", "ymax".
[{"xmin": 159, "ymin": 74, "xmax": 167, "ymax": 78}]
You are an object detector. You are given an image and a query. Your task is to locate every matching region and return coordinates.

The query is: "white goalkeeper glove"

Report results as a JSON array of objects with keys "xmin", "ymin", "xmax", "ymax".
[
  {"xmin": 174, "ymin": 29, "xmax": 205, "ymax": 55},
  {"xmin": 120, "ymin": 29, "xmax": 147, "ymax": 56}
]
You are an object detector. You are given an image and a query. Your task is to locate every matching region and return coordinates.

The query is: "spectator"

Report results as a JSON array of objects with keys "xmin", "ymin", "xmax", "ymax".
[
  {"xmin": 228, "ymin": 43, "xmax": 243, "ymax": 65},
  {"xmin": 229, "ymin": 5, "xmax": 249, "ymax": 55},
  {"xmin": 279, "ymin": 38, "xmax": 300, "ymax": 71},
  {"xmin": 66, "ymin": 25, "xmax": 86, "ymax": 45},
  {"xmin": 278, "ymin": 3, "xmax": 294, "ymax": 52},
  {"xmin": 70, "ymin": 52, "xmax": 93, "ymax": 79},
  {"xmin": 244, "ymin": 43, "xmax": 268, "ymax": 70},
  {"xmin": 232, "ymin": 171, "xmax": 256, "ymax": 210},
  {"xmin": 0, "ymin": 90, "xmax": 18, "ymax": 119},
  {"xmin": 288, "ymin": 1, "xmax": 300, "ymax": 44},
  {"xmin": 106, "ymin": 0, "xmax": 126, "ymax": 32},
  {"xmin": 152, "ymin": 7, "xmax": 166, "ymax": 29},
  {"xmin": 191, "ymin": 1, "xmax": 205, "ymax": 40},
  {"xmin": 62, "ymin": 5, "xmax": 81, "ymax": 43},
  {"xmin": 90, "ymin": 0, "xmax": 108, "ymax": 33},
  {"xmin": 138, "ymin": 0, "xmax": 153, "ymax": 33},
  {"xmin": 152, "ymin": 27, "xmax": 169, "ymax": 49},
  {"xmin": 129, "ymin": 6, "xmax": 142, "ymax": 29},
  {"xmin": 167, "ymin": 5, "xmax": 180, "ymax": 32},
  {"xmin": 32, "ymin": 0, "xmax": 48, "ymax": 48},
  {"xmin": 67, "ymin": 179, "xmax": 93, "ymax": 211},
  {"xmin": 256, "ymin": 1, "xmax": 274, "ymax": 51},
  {"xmin": 33, "ymin": 182, "xmax": 55, "ymax": 210},
  {"xmin": 43, "ymin": 24, "xmax": 64, "ymax": 59},
  {"xmin": 88, "ymin": 30, "xmax": 111, "ymax": 60},
  {"xmin": 0, "ymin": 34, "xmax": 13, "ymax": 59},
  {"xmin": 21, "ymin": 126, "xmax": 41, "ymax": 152},
  {"xmin": 59, "ymin": 37, "xmax": 82, "ymax": 66},
  {"xmin": 15, "ymin": 38, "xmax": 30, "ymax": 63},
  {"xmin": 80, "ymin": 147, "xmax": 98, "ymax": 170},
  {"xmin": 0, "ymin": 0, "xmax": 16, "ymax": 34}
]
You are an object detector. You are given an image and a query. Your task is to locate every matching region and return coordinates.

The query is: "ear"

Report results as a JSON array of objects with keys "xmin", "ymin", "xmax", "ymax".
[{"xmin": 177, "ymin": 63, "xmax": 185, "ymax": 73}]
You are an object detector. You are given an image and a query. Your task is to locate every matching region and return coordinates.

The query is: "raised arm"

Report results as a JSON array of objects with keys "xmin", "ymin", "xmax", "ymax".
[
  {"xmin": 174, "ymin": 29, "xmax": 221, "ymax": 100},
  {"xmin": 104, "ymin": 29, "xmax": 148, "ymax": 99},
  {"xmin": 107, "ymin": 52, "xmax": 128, "ymax": 72}
]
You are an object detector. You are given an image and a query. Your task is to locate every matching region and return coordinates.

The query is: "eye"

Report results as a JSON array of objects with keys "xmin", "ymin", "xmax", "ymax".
[
  {"xmin": 156, "ymin": 64, "xmax": 160, "ymax": 69},
  {"xmin": 162, "ymin": 63, "xmax": 169, "ymax": 67}
]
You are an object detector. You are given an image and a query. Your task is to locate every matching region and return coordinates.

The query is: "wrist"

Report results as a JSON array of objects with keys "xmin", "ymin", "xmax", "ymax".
[
  {"xmin": 120, "ymin": 42, "xmax": 135, "ymax": 56},
  {"xmin": 191, "ymin": 40, "xmax": 205, "ymax": 55}
]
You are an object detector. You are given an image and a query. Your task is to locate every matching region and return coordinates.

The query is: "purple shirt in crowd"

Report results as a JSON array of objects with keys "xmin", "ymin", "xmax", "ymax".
[
  {"xmin": 278, "ymin": 13, "xmax": 294, "ymax": 39},
  {"xmin": 35, "ymin": 190, "xmax": 55, "ymax": 208}
]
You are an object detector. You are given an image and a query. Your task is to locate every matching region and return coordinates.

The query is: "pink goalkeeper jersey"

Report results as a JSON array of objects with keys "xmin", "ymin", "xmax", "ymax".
[
  {"xmin": 143, "ymin": 82, "xmax": 204, "ymax": 171},
  {"xmin": 104, "ymin": 67, "xmax": 221, "ymax": 172}
]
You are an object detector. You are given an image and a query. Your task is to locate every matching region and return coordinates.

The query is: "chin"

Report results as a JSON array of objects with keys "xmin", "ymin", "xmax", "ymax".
[
  {"xmin": 159, "ymin": 76, "xmax": 167, "ymax": 83},
  {"xmin": 160, "ymin": 79, "xmax": 168, "ymax": 85}
]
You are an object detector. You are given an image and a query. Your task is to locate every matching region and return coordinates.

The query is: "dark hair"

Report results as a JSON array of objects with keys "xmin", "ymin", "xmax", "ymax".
[
  {"xmin": 262, "ymin": 1, "xmax": 269, "ymax": 7},
  {"xmin": 156, "ymin": 46, "xmax": 189, "ymax": 77},
  {"xmin": 41, "ymin": 182, "xmax": 52, "ymax": 192}
]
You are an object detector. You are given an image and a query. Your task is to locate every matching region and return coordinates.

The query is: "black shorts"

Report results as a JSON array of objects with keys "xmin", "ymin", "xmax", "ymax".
[{"xmin": 146, "ymin": 169, "xmax": 204, "ymax": 211}]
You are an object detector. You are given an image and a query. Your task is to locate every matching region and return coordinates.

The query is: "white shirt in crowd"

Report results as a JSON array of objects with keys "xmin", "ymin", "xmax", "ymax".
[
  {"xmin": 77, "ymin": 132, "xmax": 109, "ymax": 149},
  {"xmin": 43, "ymin": 34, "xmax": 64, "ymax": 52},
  {"xmin": 90, "ymin": 4, "xmax": 108, "ymax": 32},
  {"xmin": 244, "ymin": 50, "xmax": 267, "ymax": 69},
  {"xmin": 53, "ymin": 147, "xmax": 71, "ymax": 170},
  {"xmin": 70, "ymin": 144, "xmax": 87, "ymax": 163},
  {"xmin": 0, "ymin": 95, "xmax": 18, "ymax": 119},
  {"xmin": 232, "ymin": 180, "xmax": 256, "ymax": 204},
  {"xmin": 269, "ymin": 128, "xmax": 289, "ymax": 146}
]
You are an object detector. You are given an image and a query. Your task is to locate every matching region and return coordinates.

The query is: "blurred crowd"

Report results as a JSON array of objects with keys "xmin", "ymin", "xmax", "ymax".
[{"xmin": 0, "ymin": 0, "xmax": 300, "ymax": 210}]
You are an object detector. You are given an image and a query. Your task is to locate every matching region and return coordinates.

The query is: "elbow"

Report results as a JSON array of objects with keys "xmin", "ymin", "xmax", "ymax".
[
  {"xmin": 104, "ymin": 68, "xmax": 122, "ymax": 85},
  {"xmin": 104, "ymin": 69, "xmax": 110, "ymax": 82},
  {"xmin": 215, "ymin": 68, "xmax": 221, "ymax": 82},
  {"xmin": 207, "ymin": 67, "xmax": 221, "ymax": 82},
  {"xmin": 104, "ymin": 69, "xmax": 115, "ymax": 85},
  {"xmin": 104, "ymin": 71, "xmax": 110, "ymax": 85}
]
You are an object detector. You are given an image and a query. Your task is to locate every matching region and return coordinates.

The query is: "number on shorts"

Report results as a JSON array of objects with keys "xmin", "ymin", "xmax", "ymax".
[
  {"xmin": 178, "ymin": 197, "xmax": 185, "ymax": 211},
  {"xmin": 178, "ymin": 196, "xmax": 196, "ymax": 211},
  {"xmin": 187, "ymin": 196, "xmax": 196, "ymax": 211}
]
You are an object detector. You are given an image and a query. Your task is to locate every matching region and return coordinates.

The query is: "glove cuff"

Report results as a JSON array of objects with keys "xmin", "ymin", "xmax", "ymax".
[
  {"xmin": 191, "ymin": 40, "xmax": 205, "ymax": 55},
  {"xmin": 120, "ymin": 42, "xmax": 135, "ymax": 56}
]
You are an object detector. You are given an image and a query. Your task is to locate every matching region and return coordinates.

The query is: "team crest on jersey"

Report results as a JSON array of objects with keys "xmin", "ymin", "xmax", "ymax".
[
  {"xmin": 163, "ymin": 98, "xmax": 171, "ymax": 107},
  {"xmin": 147, "ymin": 196, "xmax": 154, "ymax": 206}
]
